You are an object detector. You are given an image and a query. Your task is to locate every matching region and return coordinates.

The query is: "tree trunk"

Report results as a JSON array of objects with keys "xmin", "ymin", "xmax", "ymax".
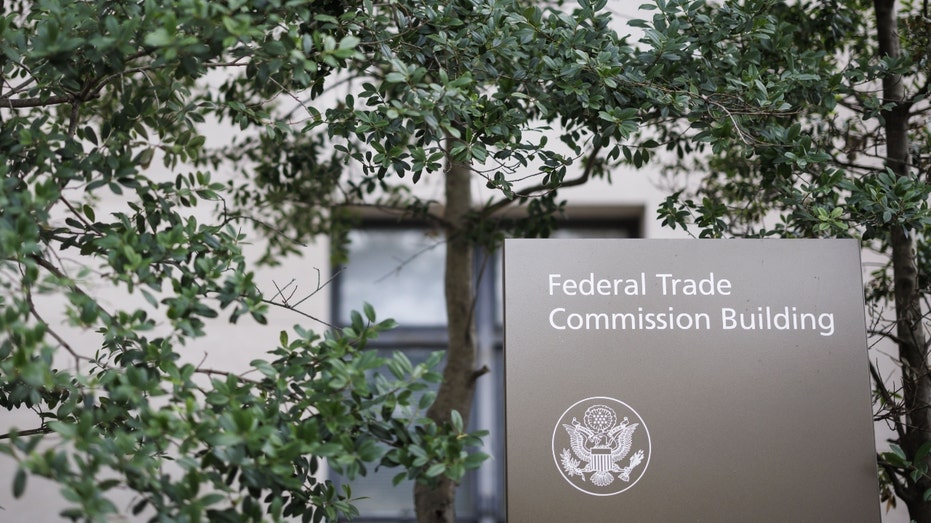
[
  {"xmin": 875, "ymin": 0, "xmax": 931, "ymax": 519},
  {"xmin": 414, "ymin": 144, "xmax": 478, "ymax": 523}
]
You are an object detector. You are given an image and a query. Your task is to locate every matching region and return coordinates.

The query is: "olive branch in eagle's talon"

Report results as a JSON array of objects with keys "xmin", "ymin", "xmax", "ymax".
[{"xmin": 560, "ymin": 448, "xmax": 586, "ymax": 480}]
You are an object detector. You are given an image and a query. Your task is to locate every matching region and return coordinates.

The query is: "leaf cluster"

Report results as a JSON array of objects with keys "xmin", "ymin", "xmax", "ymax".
[
  {"xmin": 1, "ymin": 0, "xmax": 487, "ymax": 520},
  {"xmin": 634, "ymin": 0, "xmax": 931, "ymax": 512}
]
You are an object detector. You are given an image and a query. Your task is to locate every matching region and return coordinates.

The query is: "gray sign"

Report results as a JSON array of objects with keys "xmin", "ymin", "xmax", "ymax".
[{"xmin": 504, "ymin": 239, "xmax": 879, "ymax": 522}]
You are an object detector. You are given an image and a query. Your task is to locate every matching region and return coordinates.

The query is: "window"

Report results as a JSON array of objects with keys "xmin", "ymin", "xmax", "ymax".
[{"xmin": 332, "ymin": 208, "xmax": 642, "ymax": 522}]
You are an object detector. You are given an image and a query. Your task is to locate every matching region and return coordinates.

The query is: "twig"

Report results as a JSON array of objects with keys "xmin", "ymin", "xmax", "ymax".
[
  {"xmin": 0, "ymin": 425, "xmax": 51, "ymax": 441},
  {"xmin": 262, "ymin": 298, "xmax": 336, "ymax": 329},
  {"xmin": 481, "ymin": 141, "xmax": 604, "ymax": 218},
  {"xmin": 27, "ymin": 295, "xmax": 90, "ymax": 371},
  {"xmin": 193, "ymin": 367, "xmax": 261, "ymax": 385},
  {"xmin": 871, "ymin": 360, "xmax": 906, "ymax": 442},
  {"xmin": 271, "ymin": 279, "xmax": 299, "ymax": 305},
  {"xmin": 31, "ymin": 255, "xmax": 114, "ymax": 323},
  {"xmin": 374, "ymin": 239, "xmax": 445, "ymax": 284},
  {"xmin": 292, "ymin": 268, "xmax": 340, "ymax": 308}
]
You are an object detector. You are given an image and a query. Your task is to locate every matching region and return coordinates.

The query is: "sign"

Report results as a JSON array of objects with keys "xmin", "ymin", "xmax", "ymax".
[{"xmin": 503, "ymin": 239, "xmax": 879, "ymax": 521}]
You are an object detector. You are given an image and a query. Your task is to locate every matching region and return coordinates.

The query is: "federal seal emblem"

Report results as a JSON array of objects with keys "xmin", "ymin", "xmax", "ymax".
[{"xmin": 551, "ymin": 396, "xmax": 651, "ymax": 496}]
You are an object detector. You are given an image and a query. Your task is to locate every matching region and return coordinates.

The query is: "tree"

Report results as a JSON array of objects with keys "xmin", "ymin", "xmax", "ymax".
[
  {"xmin": 642, "ymin": 0, "xmax": 931, "ymax": 520},
  {"xmin": 216, "ymin": 0, "xmax": 829, "ymax": 520},
  {"xmin": 0, "ymin": 1, "xmax": 486, "ymax": 521},
  {"xmin": 216, "ymin": 0, "xmax": 633, "ymax": 515},
  {"xmin": 214, "ymin": 0, "xmax": 635, "ymax": 518}
]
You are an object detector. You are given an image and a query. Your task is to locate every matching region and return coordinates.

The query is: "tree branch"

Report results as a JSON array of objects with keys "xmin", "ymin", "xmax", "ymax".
[
  {"xmin": 31, "ymin": 254, "xmax": 114, "ymax": 323},
  {"xmin": 27, "ymin": 292, "xmax": 90, "ymax": 371},
  {"xmin": 0, "ymin": 94, "xmax": 74, "ymax": 108},
  {"xmin": 480, "ymin": 141, "xmax": 604, "ymax": 219},
  {"xmin": 872, "ymin": 360, "xmax": 907, "ymax": 442},
  {"xmin": 879, "ymin": 456, "xmax": 913, "ymax": 504},
  {"xmin": 0, "ymin": 425, "xmax": 52, "ymax": 441},
  {"xmin": 262, "ymin": 298, "xmax": 336, "ymax": 329}
]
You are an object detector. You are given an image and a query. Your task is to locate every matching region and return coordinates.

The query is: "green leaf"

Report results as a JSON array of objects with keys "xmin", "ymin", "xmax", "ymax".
[
  {"xmin": 13, "ymin": 468, "xmax": 26, "ymax": 498},
  {"xmin": 890, "ymin": 443, "xmax": 907, "ymax": 461},
  {"xmin": 392, "ymin": 472, "xmax": 409, "ymax": 486},
  {"xmin": 916, "ymin": 440, "xmax": 931, "ymax": 462},
  {"xmin": 144, "ymin": 28, "xmax": 174, "ymax": 47},
  {"xmin": 250, "ymin": 359, "xmax": 276, "ymax": 377},
  {"xmin": 385, "ymin": 72, "xmax": 407, "ymax": 83},
  {"xmin": 425, "ymin": 463, "xmax": 446, "ymax": 478},
  {"xmin": 418, "ymin": 391, "xmax": 436, "ymax": 410},
  {"xmin": 207, "ymin": 433, "xmax": 243, "ymax": 447},
  {"xmin": 338, "ymin": 35, "xmax": 360, "ymax": 50},
  {"xmin": 464, "ymin": 451, "xmax": 489, "ymax": 469},
  {"xmin": 363, "ymin": 302, "xmax": 376, "ymax": 322},
  {"xmin": 47, "ymin": 421, "xmax": 77, "ymax": 439}
]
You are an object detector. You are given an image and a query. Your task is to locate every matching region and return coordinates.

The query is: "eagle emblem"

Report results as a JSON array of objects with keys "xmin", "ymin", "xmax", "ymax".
[{"xmin": 552, "ymin": 397, "xmax": 650, "ymax": 495}]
